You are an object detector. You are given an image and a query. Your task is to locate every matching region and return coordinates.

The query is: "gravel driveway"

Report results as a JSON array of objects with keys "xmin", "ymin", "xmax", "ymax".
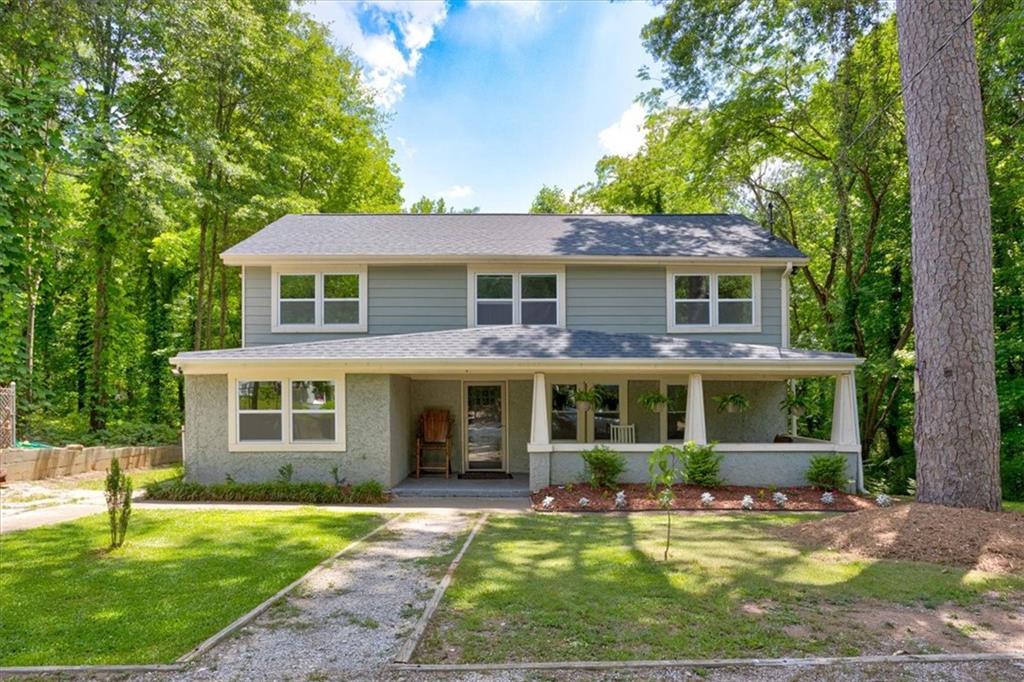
[{"xmin": 169, "ymin": 512, "xmax": 473, "ymax": 682}]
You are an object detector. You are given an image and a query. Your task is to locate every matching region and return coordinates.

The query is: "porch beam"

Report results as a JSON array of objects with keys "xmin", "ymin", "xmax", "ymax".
[
  {"xmin": 529, "ymin": 372, "xmax": 550, "ymax": 449},
  {"xmin": 684, "ymin": 373, "xmax": 707, "ymax": 444},
  {"xmin": 830, "ymin": 371, "xmax": 861, "ymax": 446}
]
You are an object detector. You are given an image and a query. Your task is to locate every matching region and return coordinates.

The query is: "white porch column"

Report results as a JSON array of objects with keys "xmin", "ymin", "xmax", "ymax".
[
  {"xmin": 529, "ymin": 372, "xmax": 550, "ymax": 448},
  {"xmin": 684, "ymin": 373, "xmax": 707, "ymax": 444},
  {"xmin": 830, "ymin": 371, "xmax": 861, "ymax": 446}
]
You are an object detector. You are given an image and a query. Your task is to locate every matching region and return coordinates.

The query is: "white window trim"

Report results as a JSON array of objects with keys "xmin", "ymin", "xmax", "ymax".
[
  {"xmin": 467, "ymin": 264, "xmax": 565, "ymax": 327},
  {"xmin": 545, "ymin": 377, "xmax": 628, "ymax": 443},
  {"xmin": 666, "ymin": 268, "xmax": 761, "ymax": 333},
  {"xmin": 271, "ymin": 263, "xmax": 367, "ymax": 333},
  {"xmin": 228, "ymin": 371, "xmax": 346, "ymax": 452}
]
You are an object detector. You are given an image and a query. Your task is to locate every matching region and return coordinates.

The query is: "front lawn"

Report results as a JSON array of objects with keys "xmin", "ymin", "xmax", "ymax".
[
  {"xmin": 417, "ymin": 514, "xmax": 1023, "ymax": 663},
  {"xmin": 0, "ymin": 509, "xmax": 385, "ymax": 666}
]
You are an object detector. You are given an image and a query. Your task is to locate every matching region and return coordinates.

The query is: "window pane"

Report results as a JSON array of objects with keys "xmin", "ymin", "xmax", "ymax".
[
  {"xmin": 291, "ymin": 380, "xmax": 335, "ymax": 410},
  {"xmin": 477, "ymin": 274, "xmax": 513, "ymax": 299},
  {"xmin": 477, "ymin": 301, "xmax": 514, "ymax": 325},
  {"xmin": 593, "ymin": 384, "xmax": 620, "ymax": 441},
  {"xmin": 667, "ymin": 384, "xmax": 687, "ymax": 440},
  {"xmin": 292, "ymin": 413, "xmax": 335, "ymax": 441},
  {"xmin": 718, "ymin": 274, "xmax": 752, "ymax": 299},
  {"xmin": 675, "ymin": 301, "xmax": 710, "ymax": 325},
  {"xmin": 239, "ymin": 413, "xmax": 282, "ymax": 441},
  {"xmin": 324, "ymin": 300, "xmax": 359, "ymax": 324},
  {"xmin": 521, "ymin": 274, "xmax": 556, "ymax": 299},
  {"xmin": 280, "ymin": 274, "xmax": 315, "ymax": 299},
  {"xmin": 238, "ymin": 381, "xmax": 281, "ymax": 410},
  {"xmin": 551, "ymin": 384, "xmax": 577, "ymax": 441},
  {"xmin": 675, "ymin": 275, "xmax": 709, "ymax": 299},
  {"xmin": 280, "ymin": 300, "xmax": 315, "ymax": 324},
  {"xmin": 719, "ymin": 300, "xmax": 753, "ymax": 324},
  {"xmin": 324, "ymin": 274, "xmax": 359, "ymax": 298},
  {"xmin": 521, "ymin": 301, "xmax": 557, "ymax": 325}
]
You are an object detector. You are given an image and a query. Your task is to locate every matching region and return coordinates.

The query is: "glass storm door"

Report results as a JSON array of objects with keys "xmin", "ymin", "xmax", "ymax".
[{"xmin": 466, "ymin": 383, "xmax": 505, "ymax": 471}]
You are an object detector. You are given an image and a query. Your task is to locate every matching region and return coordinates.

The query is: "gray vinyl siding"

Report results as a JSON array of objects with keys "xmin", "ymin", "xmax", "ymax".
[
  {"xmin": 244, "ymin": 263, "xmax": 785, "ymax": 347},
  {"xmin": 565, "ymin": 265, "xmax": 784, "ymax": 346},
  {"xmin": 244, "ymin": 265, "xmax": 467, "ymax": 347}
]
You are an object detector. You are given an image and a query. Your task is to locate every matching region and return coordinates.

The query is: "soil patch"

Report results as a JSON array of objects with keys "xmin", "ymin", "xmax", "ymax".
[
  {"xmin": 532, "ymin": 483, "xmax": 872, "ymax": 512},
  {"xmin": 774, "ymin": 502, "xmax": 1024, "ymax": 574}
]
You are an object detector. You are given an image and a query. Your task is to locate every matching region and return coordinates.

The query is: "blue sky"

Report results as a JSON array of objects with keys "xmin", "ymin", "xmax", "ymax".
[{"xmin": 303, "ymin": 1, "xmax": 660, "ymax": 212}]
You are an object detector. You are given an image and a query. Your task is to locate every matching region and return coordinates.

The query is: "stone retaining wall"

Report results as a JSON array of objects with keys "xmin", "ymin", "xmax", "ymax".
[{"xmin": 1, "ymin": 445, "xmax": 181, "ymax": 482}]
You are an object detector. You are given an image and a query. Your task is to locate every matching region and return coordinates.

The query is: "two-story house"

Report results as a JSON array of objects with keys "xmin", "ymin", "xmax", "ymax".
[{"xmin": 170, "ymin": 213, "xmax": 864, "ymax": 493}]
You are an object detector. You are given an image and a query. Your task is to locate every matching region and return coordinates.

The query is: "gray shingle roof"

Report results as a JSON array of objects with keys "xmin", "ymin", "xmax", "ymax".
[
  {"xmin": 220, "ymin": 213, "xmax": 805, "ymax": 261},
  {"xmin": 171, "ymin": 326, "xmax": 858, "ymax": 366}
]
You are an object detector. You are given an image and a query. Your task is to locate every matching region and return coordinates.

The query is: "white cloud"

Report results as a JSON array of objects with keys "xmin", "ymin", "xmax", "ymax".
[
  {"xmin": 468, "ymin": 0, "xmax": 543, "ymax": 21},
  {"xmin": 598, "ymin": 103, "xmax": 647, "ymax": 157},
  {"xmin": 436, "ymin": 184, "xmax": 474, "ymax": 200},
  {"xmin": 306, "ymin": 1, "xmax": 447, "ymax": 108}
]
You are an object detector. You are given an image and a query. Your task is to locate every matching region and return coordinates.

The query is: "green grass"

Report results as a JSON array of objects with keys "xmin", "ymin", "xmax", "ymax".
[
  {"xmin": 0, "ymin": 509, "xmax": 386, "ymax": 666},
  {"xmin": 44, "ymin": 465, "xmax": 184, "ymax": 491},
  {"xmin": 1004, "ymin": 499, "xmax": 1024, "ymax": 513},
  {"xmin": 418, "ymin": 513, "xmax": 1023, "ymax": 663}
]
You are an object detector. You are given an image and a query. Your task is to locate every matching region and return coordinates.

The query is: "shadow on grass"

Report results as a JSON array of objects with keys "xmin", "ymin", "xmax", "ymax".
[
  {"xmin": 0, "ymin": 509, "xmax": 384, "ymax": 666},
  {"xmin": 417, "ymin": 513, "xmax": 1023, "ymax": 664}
]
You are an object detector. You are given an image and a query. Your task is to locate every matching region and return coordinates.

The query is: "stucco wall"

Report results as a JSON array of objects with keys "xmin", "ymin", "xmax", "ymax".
[
  {"xmin": 409, "ymin": 379, "xmax": 462, "ymax": 473},
  {"xmin": 389, "ymin": 375, "xmax": 412, "ymax": 485},
  {"xmin": 183, "ymin": 374, "xmax": 394, "ymax": 485},
  {"xmin": 628, "ymin": 379, "xmax": 661, "ymax": 442},
  {"xmin": 507, "ymin": 380, "xmax": 532, "ymax": 473},
  {"xmin": 533, "ymin": 448, "xmax": 857, "ymax": 491},
  {"xmin": 703, "ymin": 380, "xmax": 788, "ymax": 443}
]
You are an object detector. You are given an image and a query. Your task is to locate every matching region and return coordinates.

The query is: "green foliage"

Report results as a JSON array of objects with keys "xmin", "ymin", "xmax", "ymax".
[
  {"xmin": 712, "ymin": 393, "xmax": 750, "ymax": 413},
  {"xmin": 682, "ymin": 442, "xmax": 722, "ymax": 487},
  {"xmin": 104, "ymin": 459, "xmax": 132, "ymax": 548},
  {"xmin": 636, "ymin": 391, "xmax": 670, "ymax": 413},
  {"xmin": 806, "ymin": 455, "xmax": 849, "ymax": 491},
  {"xmin": 1001, "ymin": 456, "xmax": 1024, "ymax": 502},
  {"xmin": 144, "ymin": 479, "xmax": 390, "ymax": 505},
  {"xmin": 571, "ymin": 385, "xmax": 606, "ymax": 408},
  {"xmin": 529, "ymin": 185, "xmax": 575, "ymax": 213},
  {"xmin": 648, "ymin": 444, "xmax": 687, "ymax": 490},
  {"xmin": 276, "ymin": 463, "xmax": 294, "ymax": 484},
  {"xmin": 580, "ymin": 445, "xmax": 627, "ymax": 489}
]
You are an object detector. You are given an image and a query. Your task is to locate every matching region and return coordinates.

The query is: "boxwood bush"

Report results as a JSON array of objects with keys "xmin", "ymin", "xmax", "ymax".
[
  {"xmin": 144, "ymin": 479, "xmax": 388, "ymax": 504},
  {"xmin": 581, "ymin": 445, "xmax": 627, "ymax": 488},
  {"xmin": 682, "ymin": 442, "xmax": 723, "ymax": 487},
  {"xmin": 806, "ymin": 454, "xmax": 848, "ymax": 490}
]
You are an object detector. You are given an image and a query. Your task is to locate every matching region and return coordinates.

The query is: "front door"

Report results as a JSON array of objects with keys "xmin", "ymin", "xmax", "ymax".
[{"xmin": 465, "ymin": 383, "xmax": 505, "ymax": 471}]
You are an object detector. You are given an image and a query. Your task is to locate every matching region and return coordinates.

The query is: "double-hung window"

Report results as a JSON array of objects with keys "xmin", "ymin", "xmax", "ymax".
[
  {"xmin": 272, "ymin": 265, "xmax": 367, "ymax": 332},
  {"xmin": 230, "ymin": 374, "xmax": 345, "ymax": 451},
  {"xmin": 667, "ymin": 269, "xmax": 759, "ymax": 332},
  {"xmin": 470, "ymin": 267, "xmax": 564, "ymax": 327}
]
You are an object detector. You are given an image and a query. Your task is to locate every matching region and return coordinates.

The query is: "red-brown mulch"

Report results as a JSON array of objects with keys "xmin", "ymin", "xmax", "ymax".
[
  {"xmin": 774, "ymin": 502, "xmax": 1024, "ymax": 574},
  {"xmin": 531, "ymin": 482, "xmax": 873, "ymax": 513}
]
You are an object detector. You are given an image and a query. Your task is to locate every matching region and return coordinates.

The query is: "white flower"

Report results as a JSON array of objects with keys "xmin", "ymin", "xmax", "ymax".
[
  {"xmin": 541, "ymin": 495, "xmax": 555, "ymax": 510},
  {"xmin": 741, "ymin": 494, "xmax": 755, "ymax": 510},
  {"xmin": 614, "ymin": 490, "xmax": 627, "ymax": 509},
  {"xmin": 700, "ymin": 492, "xmax": 715, "ymax": 507},
  {"xmin": 875, "ymin": 493, "xmax": 893, "ymax": 508},
  {"xmin": 772, "ymin": 491, "xmax": 788, "ymax": 508},
  {"xmin": 578, "ymin": 497, "xmax": 590, "ymax": 507},
  {"xmin": 821, "ymin": 492, "xmax": 835, "ymax": 506}
]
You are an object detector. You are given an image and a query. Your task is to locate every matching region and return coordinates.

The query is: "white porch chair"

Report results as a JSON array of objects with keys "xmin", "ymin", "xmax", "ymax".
[{"xmin": 609, "ymin": 424, "xmax": 636, "ymax": 444}]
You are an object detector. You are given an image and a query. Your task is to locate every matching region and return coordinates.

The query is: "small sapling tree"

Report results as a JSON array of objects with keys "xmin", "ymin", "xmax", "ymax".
[
  {"xmin": 648, "ymin": 444, "xmax": 687, "ymax": 560},
  {"xmin": 104, "ymin": 459, "xmax": 133, "ymax": 548}
]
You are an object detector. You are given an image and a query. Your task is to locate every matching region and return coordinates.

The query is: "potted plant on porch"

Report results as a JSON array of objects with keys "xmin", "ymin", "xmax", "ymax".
[
  {"xmin": 571, "ymin": 385, "xmax": 605, "ymax": 414},
  {"xmin": 637, "ymin": 390, "xmax": 670, "ymax": 414},
  {"xmin": 712, "ymin": 392, "xmax": 750, "ymax": 414},
  {"xmin": 780, "ymin": 393, "xmax": 810, "ymax": 418}
]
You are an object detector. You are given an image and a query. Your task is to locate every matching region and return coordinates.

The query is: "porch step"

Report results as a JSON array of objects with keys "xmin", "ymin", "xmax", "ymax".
[{"xmin": 391, "ymin": 474, "xmax": 530, "ymax": 499}]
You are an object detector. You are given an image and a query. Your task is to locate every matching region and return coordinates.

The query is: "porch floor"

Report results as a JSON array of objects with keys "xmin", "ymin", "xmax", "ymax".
[{"xmin": 391, "ymin": 473, "xmax": 530, "ymax": 498}]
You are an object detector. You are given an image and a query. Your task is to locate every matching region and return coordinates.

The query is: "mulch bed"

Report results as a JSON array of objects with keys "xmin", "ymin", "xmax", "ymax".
[
  {"xmin": 774, "ymin": 502, "xmax": 1024, "ymax": 574},
  {"xmin": 531, "ymin": 483, "xmax": 874, "ymax": 512}
]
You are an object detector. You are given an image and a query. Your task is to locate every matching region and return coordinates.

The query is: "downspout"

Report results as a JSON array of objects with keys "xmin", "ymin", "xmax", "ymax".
[{"xmin": 782, "ymin": 262, "xmax": 798, "ymax": 436}]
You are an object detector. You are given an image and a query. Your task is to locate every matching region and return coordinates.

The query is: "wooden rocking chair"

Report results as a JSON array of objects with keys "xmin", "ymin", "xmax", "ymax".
[{"xmin": 416, "ymin": 409, "xmax": 453, "ymax": 478}]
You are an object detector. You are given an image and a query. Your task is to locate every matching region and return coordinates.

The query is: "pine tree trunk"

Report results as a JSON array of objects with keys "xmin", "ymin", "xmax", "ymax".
[{"xmin": 896, "ymin": 0, "xmax": 1001, "ymax": 510}]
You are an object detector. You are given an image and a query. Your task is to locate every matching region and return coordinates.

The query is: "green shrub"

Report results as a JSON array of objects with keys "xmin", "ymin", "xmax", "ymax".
[
  {"xmin": 683, "ymin": 442, "xmax": 722, "ymax": 487},
  {"xmin": 581, "ymin": 445, "xmax": 626, "ymax": 488},
  {"xmin": 144, "ymin": 478, "xmax": 390, "ymax": 505},
  {"xmin": 806, "ymin": 454, "xmax": 848, "ymax": 490},
  {"xmin": 22, "ymin": 417, "xmax": 179, "ymax": 447},
  {"xmin": 1002, "ymin": 456, "xmax": 1024, "ymax": 502}
]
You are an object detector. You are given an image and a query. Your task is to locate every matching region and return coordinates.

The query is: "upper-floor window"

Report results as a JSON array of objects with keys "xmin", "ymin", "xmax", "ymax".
[
  {"xmin": 272, "ymin": 264, "xmax": 367, "ymax": 332},
  {"xmin": 468, "ymin": 266, "xmax": 564, "ymax": 327},
  {"xmin": 666, "ymin": 269, "xmax": 760, "ymax": 333}
]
